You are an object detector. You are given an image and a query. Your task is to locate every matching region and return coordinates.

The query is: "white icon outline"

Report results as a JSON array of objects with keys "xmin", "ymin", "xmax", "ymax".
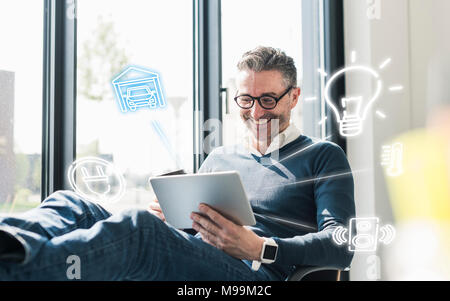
[
  {"xmin": 67, "ymin": 157, "xmax": 126, "ymax": 204},
  {"xmin": 379, "ymin": 224, "xmax": 396, "ymax": 245},
  {"xmin": 80, "ymin": 166, "xmax": 112, "ymax": 197},
  {"xmin": 381, "ymin": 142, "xmax": 404, "ymax": 177},
  {"xmin": 348, "ymin": 217, "xmax": 380, "ymax": 252},
  {"xmin": 324, "ymin": 65, "xmax": 383, "ymax": 137},
  {"xmin": 332, "ymin": 217, "xmax": 396, "ymax": 253},
  {"xmin": 319, "ymin": 51, "xmax": 404, "ymax": 138},
  {"xmin": 332, "ymin": 226, "xmax": 348, "ymax": 246}
]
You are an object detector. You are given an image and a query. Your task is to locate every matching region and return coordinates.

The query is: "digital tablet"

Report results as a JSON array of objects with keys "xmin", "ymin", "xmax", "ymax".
[{"xmin": 149, "ymin": 171, "xmax": 256, "ymax": 229}]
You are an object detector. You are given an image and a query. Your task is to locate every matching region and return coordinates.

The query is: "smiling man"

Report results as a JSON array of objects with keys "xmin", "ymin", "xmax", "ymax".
[
  {"xmin": 190, "ymin": 46, "xmax": 355, "ymax": 278},
  {"xmin": 0, "ymin": 46, "xmax": 355, "ymax": 280},
  {"xmin": 236, "ymin": 55, "xmax": 299, "ymax": 155}
]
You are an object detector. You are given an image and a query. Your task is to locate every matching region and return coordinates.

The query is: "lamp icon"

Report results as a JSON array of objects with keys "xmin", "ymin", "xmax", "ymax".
[
  {"xmin": 324, "ymin": 66, "xmax": 383, "ymax": 137},
  {"xmin": 319, "ymin": 51, "xmax": 404, "ymax": 137}
]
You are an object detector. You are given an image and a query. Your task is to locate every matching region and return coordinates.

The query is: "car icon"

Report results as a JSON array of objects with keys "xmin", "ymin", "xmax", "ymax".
[{"xmin": 126, "ymin": 86, "xmax": 158, "ymax": 111}]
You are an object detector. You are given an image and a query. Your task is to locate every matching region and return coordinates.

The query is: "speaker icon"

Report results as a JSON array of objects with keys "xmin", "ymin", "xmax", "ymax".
[
  {"xmin": 379, "ymin": 224, "xmax": 396, "ymax": 245},
  {"xmin": 349, "ymin": 217, "xmax": 379, "ymax": 252},
  {"xmin": 332, "ymin": 226, "xmax": 348, "ymax": 246},
  {"xmin": 332, "ymin": 218, "xmax": 396, "ymax": 252}
]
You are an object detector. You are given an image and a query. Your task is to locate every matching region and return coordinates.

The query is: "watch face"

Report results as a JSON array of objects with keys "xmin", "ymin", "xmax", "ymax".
[{"xmin": 262, "ymin": 245, "xmax": 277, "ymax": 260}]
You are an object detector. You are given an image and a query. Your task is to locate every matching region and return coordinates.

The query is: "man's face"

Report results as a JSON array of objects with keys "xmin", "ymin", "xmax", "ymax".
[{"xmin": 236, "ymin": 70, "xmax": 300, "ymax": 143}]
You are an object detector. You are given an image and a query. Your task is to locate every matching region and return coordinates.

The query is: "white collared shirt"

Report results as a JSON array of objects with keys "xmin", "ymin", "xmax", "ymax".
[{"xmin": 244, "ymin": 123, "xmax": 302, "ymax": 156}]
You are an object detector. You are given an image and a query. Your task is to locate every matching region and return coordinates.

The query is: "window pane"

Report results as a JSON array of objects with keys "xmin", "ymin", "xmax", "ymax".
[
  {"xmin": 76, "ymin": 0, "xmax": 193, "ymax": 212},
  {"xmin": 221, "ymin": 0, "xmax": 307, "ymax": 147},
  {"xmin": 0, "ymin": 1, "xmax": 43, "ymax": 213}
]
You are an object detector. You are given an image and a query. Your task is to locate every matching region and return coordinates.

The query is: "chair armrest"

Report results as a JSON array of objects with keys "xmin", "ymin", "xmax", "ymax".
[{"xmin": 286, "ymin": 266, "xmax": 344, "ymax": 281}]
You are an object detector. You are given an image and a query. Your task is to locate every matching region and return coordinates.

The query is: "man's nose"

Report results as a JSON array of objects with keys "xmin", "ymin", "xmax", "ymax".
[{"xmin": 251, "ymin": 101, "xmax": 267, "ymax": 120}]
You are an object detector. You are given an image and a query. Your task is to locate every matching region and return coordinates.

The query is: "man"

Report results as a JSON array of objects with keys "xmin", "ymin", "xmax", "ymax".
[{"xmin": 0, "ymin": 46, "xmax": 354, "ymax": 280}]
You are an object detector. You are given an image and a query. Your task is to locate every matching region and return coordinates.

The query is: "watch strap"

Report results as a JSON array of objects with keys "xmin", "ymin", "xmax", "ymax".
[{"xmin": 251, "ymin": 260, "xmax": 261, "ymax": 271}]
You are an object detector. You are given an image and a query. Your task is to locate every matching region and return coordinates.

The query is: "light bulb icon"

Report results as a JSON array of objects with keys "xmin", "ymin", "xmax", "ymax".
[
  {"xmin": 324, "ymin": 66, "xmax": 383, "ymax": 137},
  {"xmin": 318, "ymin": 51, "xmax": 404, "ymax": 138}
]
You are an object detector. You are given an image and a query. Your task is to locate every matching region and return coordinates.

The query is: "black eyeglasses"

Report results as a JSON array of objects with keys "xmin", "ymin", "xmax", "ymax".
[{"xmin": 234, "ymin": 86, "xmax": 293, "ymax": 110}]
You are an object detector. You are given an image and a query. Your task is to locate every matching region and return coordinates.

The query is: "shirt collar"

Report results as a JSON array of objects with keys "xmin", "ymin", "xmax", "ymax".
[{"xmin": 244, "ymin": 123, "xmax": 302, "ymax": 157}]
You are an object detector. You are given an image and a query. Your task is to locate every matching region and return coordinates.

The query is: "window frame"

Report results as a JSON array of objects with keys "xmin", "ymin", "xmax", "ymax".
[
  {"xmin": 42, "ymin": 0, "xmax": 77, "ymax": 199},
  {"xmin": 323, "ymin": 0, "xmax": 347, "ymax": 152},
  {"xmin": 40, "ymin": 0, "xmax": 347, "ymax": 199},
  {"xmin": 193, "ymin": 0, "xmax": 223, "ymax": 172},
  {"xmin": 301, "ymin": 0, "xmax": 325, "ymax": 140}
]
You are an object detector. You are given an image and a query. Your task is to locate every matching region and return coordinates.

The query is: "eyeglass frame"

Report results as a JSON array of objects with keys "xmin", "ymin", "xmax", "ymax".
[{"xmin": 233, "ymin": 86, "xmax": 294, "ymax": 110}]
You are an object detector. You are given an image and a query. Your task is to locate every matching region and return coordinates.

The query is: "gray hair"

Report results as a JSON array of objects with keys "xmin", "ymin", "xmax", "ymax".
[{"xmin": 237, "ymin": 46, "xmax": 298, "ymax": 88}]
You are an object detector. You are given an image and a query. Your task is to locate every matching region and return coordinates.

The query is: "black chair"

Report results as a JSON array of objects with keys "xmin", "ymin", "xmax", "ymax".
[
  {"xmin": 260, "ymin": 214, "xmax": 350, "ymax": 281},
  {"xmin": 185, "ymin": 214, "xmax": 350, "ymax": 281},
  {"xmin": 286, "ymin": 266, "xmax": 348, "ymax": 281}
]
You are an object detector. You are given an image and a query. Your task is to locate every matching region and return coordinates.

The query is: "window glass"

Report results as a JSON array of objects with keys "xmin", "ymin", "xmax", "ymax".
[
  {"xmin": 0, "ymin": 1, "xmax": 43, "ymax": 213},
  {"xmin": 221, "ymin": 0, "xmax": 306, "ymax": 147},
  {"xmin": 76, "ymin": 0, "xmax": 193, "ymax": 212}
]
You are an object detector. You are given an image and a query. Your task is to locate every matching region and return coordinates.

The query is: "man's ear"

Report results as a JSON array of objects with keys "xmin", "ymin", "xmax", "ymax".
[{"xmin": 290, "ymin": 87, "xmax": 301, "ymax": 109}]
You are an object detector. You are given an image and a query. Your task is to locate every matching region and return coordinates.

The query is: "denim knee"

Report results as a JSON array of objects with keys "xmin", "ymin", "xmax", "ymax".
[
  {"xmin": 43, "ymin": 190, "xmax": 87, "ymax": 207},
  {"xmin": 42, "ymin": 190, "xmax": 111, "ymax": 219},
  {"xmin": 125, "ymin": 208, "xmax": 160, "ymax": 225},
  {"xmin": 119, "ymin": 209, "xmax": 167, "ymax": 234}
]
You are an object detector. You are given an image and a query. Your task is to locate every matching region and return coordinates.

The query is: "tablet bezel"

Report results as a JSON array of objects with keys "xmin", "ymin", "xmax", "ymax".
[{"xmin": 149, "ymin": 171, "xmax": 256, "ymax": 229}]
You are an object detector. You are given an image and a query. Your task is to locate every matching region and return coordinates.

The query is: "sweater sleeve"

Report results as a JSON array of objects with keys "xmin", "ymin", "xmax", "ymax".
[{"xmin": 272, "ymin": 142, "xmax": 355, "ymax": 269}]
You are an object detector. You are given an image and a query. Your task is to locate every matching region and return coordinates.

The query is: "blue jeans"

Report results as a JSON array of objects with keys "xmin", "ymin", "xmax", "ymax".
[{"xmin": 0, "ymin": 191, "xmax": 280, "ymax": 281}]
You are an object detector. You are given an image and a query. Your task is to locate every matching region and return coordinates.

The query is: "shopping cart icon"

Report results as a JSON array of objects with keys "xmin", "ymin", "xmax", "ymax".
[{"xmin": 112, "ymin": 66, "xmax": 166, "ymax": 113}]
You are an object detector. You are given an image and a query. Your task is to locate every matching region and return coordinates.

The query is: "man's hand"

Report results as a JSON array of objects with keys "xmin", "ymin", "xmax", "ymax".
[
  {"xmin": 148, "ymin": 198, "xmax": 166, "ymax": 222},
  {"xmin": 190, "ymin": 204, "xmax": 264, "ymax": 261}
]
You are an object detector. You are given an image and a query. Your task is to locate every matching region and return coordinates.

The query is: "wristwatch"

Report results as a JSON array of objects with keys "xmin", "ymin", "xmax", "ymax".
[{"xmin": 251, "ymin": 237, "xmax": 278, "ymax": 271}]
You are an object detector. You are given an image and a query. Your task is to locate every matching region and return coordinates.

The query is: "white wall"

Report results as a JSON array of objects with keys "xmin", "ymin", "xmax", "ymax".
[
  {"xmin": 409, "ymin": 0, "xmax": 450, "ymax": 127},
  {"xmin": 343, "ymin": 0, "xmax": 450, "ymax": 280}
]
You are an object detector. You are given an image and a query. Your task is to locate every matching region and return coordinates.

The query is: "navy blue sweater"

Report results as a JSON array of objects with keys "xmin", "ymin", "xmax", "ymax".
[{"xmin": 198, "ymin": 135, "xmax": 355, "ymax": 280}]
